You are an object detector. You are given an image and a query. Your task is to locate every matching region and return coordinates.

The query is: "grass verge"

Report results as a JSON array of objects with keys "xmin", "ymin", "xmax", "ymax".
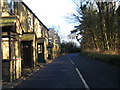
[{"xmin": 80, "ymin": 52, "xmax": 120, "ymax": 66}]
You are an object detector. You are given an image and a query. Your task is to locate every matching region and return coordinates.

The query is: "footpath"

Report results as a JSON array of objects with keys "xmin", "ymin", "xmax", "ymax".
[{"xmin": 2, "ymin": 60, "xmax": 53, "ymax": 89}]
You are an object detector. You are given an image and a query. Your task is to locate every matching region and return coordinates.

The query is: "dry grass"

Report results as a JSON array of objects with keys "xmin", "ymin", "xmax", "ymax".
[{"xmin": 81, "ymin": 51, "xmax": 120, "ymax": 66}]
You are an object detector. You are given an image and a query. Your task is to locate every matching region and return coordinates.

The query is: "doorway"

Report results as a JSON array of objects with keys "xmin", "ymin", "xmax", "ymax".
[
  {"xmin": 21, "ymin": 41, "xmax": 33, "ymax": 68},
  {"xmin": 37, "ymin": 43, "xmax": 45, "ymax": 63}
]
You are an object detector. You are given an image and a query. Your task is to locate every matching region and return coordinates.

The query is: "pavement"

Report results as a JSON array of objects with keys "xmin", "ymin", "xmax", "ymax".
[{"xmin": 2, "ymin": 60, "xmax": 53, "ymax": 89}]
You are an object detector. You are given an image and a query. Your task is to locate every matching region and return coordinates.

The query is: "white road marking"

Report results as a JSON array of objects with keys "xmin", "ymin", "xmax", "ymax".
[
  {"xmin": 68, "ymin": 56, "xmax": 74, "ymax": 65},
  {"xmin": 71, "ymin": 60, "xmax": 74, "ymax": 65},
  {"xmin": 68, "ymin": 56, "xmax": 90, "ymax": 90},
  {"xmin": 76, "ymin": 68, "xmax": 90, "ymax": 90}
]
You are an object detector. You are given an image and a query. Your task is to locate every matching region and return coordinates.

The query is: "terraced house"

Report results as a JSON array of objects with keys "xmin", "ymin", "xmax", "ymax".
[
  {"xmin": 1, "ymin": 0, "xmax": 49, "ymax": 82},
  {"xmin": 48, "ymin": 29, "xmax": 60, "ymax": 59}
]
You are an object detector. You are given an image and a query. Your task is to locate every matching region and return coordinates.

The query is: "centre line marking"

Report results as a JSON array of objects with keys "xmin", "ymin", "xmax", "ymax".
[
  {"xmin": 71, "ymin": 60, "xmax": 74, "ymax": 65},
  {"xmin": 68, "ymin": 56, "xmax": 74, "ymax": 65},
  {"xmin": 76, "ymin": 68, "xmax": 90, "ymax": 90}
]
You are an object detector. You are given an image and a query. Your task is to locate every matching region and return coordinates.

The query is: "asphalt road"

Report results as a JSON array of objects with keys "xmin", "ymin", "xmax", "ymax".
[{"xmin": 15, "ymin": 53, "xmax": 119, "ymax": 89}]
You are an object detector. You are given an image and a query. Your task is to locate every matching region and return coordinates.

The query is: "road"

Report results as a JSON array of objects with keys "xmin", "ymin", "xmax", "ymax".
[{"xmin": 15, "ymin": 53, "xmax": 119, "ymax": 89}]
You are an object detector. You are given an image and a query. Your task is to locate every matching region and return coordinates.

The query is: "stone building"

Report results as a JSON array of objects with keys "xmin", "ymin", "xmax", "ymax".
[
  {"xmin": 48, "ymin": 29, "xmax": 60, "ymax": 59},
  {"xmin": 1, "ymin": 0, "xmax": 49, "ymax": 82}
]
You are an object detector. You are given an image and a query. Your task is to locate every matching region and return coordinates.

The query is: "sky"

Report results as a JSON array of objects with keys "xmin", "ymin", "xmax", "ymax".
[{"xmin": 23, "ymin": 0, "xmax": 79, "ymax": 45}]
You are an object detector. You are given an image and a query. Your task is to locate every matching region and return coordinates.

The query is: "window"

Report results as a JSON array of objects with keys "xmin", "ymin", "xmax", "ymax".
[
  {"xmin": 28, "ymin": 17, "xmax": 31, "ymax": 26},
  {"xmin": 28, "ymin": 15, "xmax": 33, "ymax": 27},
  {"xmin": 38, "ymin": 45, "xmax": 42, "ymax": 53},
  {"xmin": 8, "ymin": 0, "xmax": 14, "ymax": 14}
]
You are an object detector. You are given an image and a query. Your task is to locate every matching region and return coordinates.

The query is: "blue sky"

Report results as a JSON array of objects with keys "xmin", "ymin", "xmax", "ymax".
[{"xmin": 23, "ymin": 0, "xmax": 79, "ymax": 44}]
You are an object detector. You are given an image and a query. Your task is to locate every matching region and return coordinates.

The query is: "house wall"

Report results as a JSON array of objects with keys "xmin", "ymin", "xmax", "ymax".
[
  {"xmin": 48, "ymin": 29, "xmax": 60, "ymax": 59},
  {"xmin": 17, "ymin": 2, "xmax": 36, "ymax": 68},
  {"xmin": 33, "ymin": 17, "xmax": 40, "ymax": 64},
  {"xmin": 32, "ymin": 34, "xmax": 36, "ymax": 68},
  {"xmin": 34, "ymin": 19, "xmax": 49, "ymax": 62},
  {"xmin": 1, "ymin": 0, "xmax": 50, "ymax": 82},
  {"xmin": 34, "ymin": 18, "xmax": 41, "ymax": 38},
  {"xmin": 17, "ymin": 1, "xmax": 49, "ymax": 66},
  {"xmin": 0, "ymin": 2, "xmax": 2, "ymax": 86},
  {"xmin": 1, "ymin": 1, "xmax": 23, "ymax": 82},
  {"xmin": 2, "ymin": 31, "xmax": 22, "ymax": 82},
  {"xmin": 17, "ymin": 2, "xmax": 28, "ymax": 32},
  {"xmin": 27, "ymin": 9, "xmax": 34, "ymax": 32},
  {"xmin": 42, "ymin": 26, "xmax": 49, "ymax": 61}
]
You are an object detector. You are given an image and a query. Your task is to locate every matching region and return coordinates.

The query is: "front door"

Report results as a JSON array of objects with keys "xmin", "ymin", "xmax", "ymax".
[
  {"xmin": 37, "ymin": 43, "xmax": 45, "ymax": 63},
  {"xmin": 21, "ymin": 41, "xmax": 33, "ymax": 68}
]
